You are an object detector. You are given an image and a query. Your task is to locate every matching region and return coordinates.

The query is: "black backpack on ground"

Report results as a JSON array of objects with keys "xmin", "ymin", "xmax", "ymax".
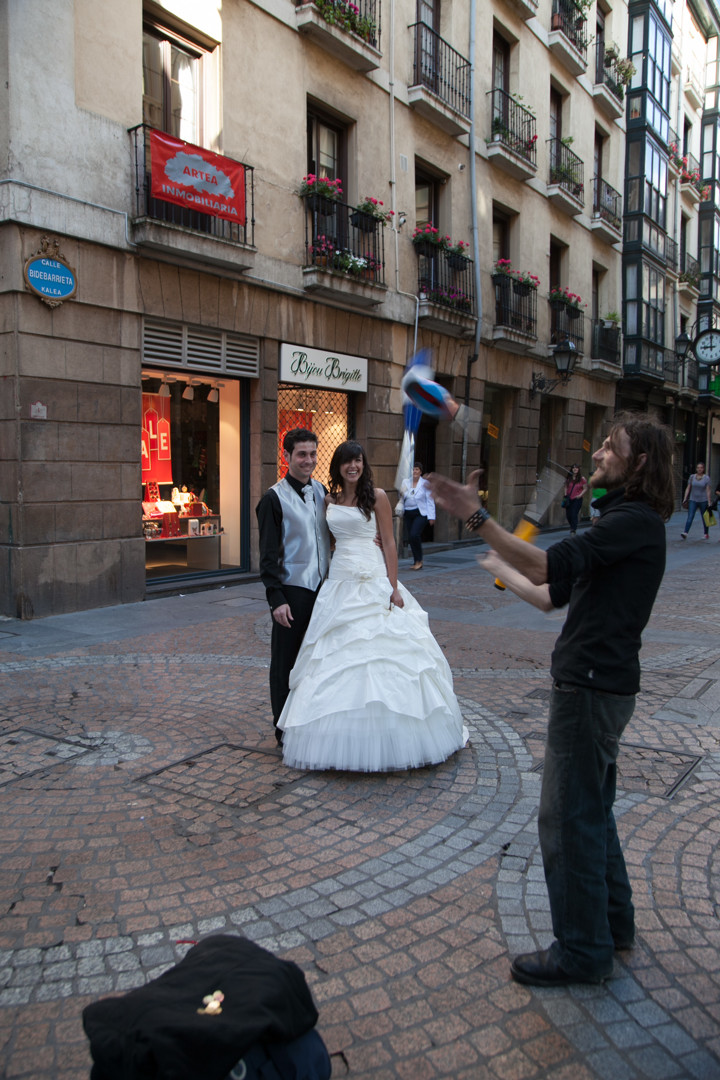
[{"xmin": 82, "ymin": 935, "xmax": 331, "ymax": 1080}]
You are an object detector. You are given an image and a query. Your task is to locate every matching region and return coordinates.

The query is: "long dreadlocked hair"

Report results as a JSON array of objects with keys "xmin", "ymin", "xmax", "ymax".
[{"xmin": 610, "ymin": 412, "xmax": 675, "ymax": 521}]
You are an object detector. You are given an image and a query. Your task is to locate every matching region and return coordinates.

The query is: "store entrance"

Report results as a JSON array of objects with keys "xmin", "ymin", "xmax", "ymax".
[{"xmin": 141, "ymin": 372, "xmax": 246, "ymax": 581}]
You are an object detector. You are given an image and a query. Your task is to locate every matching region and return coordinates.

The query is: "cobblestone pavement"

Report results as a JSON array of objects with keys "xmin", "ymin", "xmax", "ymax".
[{"xmin": 1, "ymin": 511, "xmax": 719, "ymax": 1080}]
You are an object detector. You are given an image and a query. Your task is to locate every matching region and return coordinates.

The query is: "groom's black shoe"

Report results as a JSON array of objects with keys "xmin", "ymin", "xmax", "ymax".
[
  {"xmin": 510, "ymin": 948, "xmax": 607, "ymax": 987},
  {"xmin": 274, "ymin": 728, "xmax": 283, "ymax": 747}
]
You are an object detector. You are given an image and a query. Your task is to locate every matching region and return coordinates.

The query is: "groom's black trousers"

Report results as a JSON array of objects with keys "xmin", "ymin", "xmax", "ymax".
[{"xmin": 270, "ymin": 584, "xmax": 321, "ymax": 726}]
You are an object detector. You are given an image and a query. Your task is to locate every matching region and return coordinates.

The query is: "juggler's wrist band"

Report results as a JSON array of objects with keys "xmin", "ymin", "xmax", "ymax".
[{"xmin": 465, "ymin": 507, "xmax": 491, "ymax": 532}]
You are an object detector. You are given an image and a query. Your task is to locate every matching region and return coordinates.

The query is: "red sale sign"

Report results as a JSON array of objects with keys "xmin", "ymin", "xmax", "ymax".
[
  {"xmin": 150, "ymin": 129, "xmax": 246, "ymax": 225},
  {"xmin": 142, "ymin": 394, "xmax": 174, "ymax": 484}
]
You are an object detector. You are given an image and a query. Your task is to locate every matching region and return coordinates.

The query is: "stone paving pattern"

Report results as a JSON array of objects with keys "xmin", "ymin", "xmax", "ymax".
[{"xmin": 0, "ymin": 512, "xmax": 719, "ymax": 1079}]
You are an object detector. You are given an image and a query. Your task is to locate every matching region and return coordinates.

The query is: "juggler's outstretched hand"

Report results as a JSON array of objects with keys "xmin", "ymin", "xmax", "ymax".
[{"xmin": 427, "ymin": 469, "xmax": 483, "ymax": 522}]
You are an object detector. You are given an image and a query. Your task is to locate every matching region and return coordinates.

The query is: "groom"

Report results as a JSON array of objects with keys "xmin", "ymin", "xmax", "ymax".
[{"xmin": 256, "ymin": 429, "xmax": 331, "ymax": 743}]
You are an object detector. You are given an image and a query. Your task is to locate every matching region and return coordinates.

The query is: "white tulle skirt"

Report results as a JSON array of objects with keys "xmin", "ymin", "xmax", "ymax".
[{"xmin": 277, "ymin": 517, "xmax": 467, "ymax": 772}]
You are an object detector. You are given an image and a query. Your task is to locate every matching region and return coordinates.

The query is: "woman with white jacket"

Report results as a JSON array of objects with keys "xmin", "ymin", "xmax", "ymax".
[{"xmin": 399, "ymin": 463, "xmax": 435, "ymax": 570}]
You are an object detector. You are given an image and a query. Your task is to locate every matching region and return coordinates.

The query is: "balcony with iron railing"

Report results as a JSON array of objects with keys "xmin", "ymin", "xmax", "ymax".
[
  {"xmin": 295, "ymin": 0, "xmax": 382, "ymax": 71},
  {"xmin": 491, "ymin": 277, "xmax": 538, "ymax": 352},
  {"xmin": 590, "ymin": 319, "xmax": 621, "ymax": 366},
  {"xmin": 549, "ymin": 0, "xmax": 588, "ymax": 75},
  {"xmin": 679, "ymin": 151, "xmax": 703, "ymax": 201},
  {"xmin": 302, "ymin": 196, "xmax": 387, "ymax": 308},
  {"xmin": 590, "ymin": 176, "xmax": 622, "ymax": 243},
  {"xmin": 549, "ymin": 300, "xmax": 585, "ymax": 354},
  {"xmin": 665, "ymin": 351, "xmax": 699, "ymax": 389},
  {"xmin": 592, "ymin": 42, "xmax": 625, "ymax": 118},
  {"xmin": 486, "ymin": 89, "xmax": 538, "ymax": 181},
  {"xmin": 547, "ymin": 139, "xmax": 585, "ymax": 214},
  {"xmin": 415, "ymin": 246, "xmax": 476, "ymax": 336},
  {"xmin": 128, "ymin": 124, "xmax": 255, "ymax": 270},
  {"xmin": 622, "ymin": 340, "xmax": 666, "ymax": 380},
  {"xmin": 678, "ymin": 251, "xmax": 700, "ymax": 293},
  {"xmin": 408, "ymin": 22, "xmax": 471, "ymax": 135}
]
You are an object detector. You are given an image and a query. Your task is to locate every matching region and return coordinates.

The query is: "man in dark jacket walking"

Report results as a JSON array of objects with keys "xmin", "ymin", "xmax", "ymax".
[{"xmin": 430, "ymin": 413, "xmax": 675, "ymax": 986}]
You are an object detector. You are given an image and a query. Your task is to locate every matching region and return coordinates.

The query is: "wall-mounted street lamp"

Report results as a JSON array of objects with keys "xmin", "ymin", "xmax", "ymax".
[
  {"xmin": 530, "ymin": 338, "xmax": 578, "ymax": 399},
  {"xmin": 674, "ymin": 331, "xmax": 691, "ymax": 361}
]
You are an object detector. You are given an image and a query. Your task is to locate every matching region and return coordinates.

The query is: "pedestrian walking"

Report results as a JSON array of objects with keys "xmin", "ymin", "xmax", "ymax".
[
  {"xmin": 681, "ymin": 462, "xmax": 712, "ymax": 539},
  {"xmin": 256, "ymin": 429, "xmax": 331, "ymax": 744},
  {"xmin": 429, "ymin": 412, "xmax": 674, "ymax": 987},
  {"xmin": 397, "ymin": 462, "xmax": 435, "ymax": 570},
  {"xmin": 563, "ymin": 463, "xmax": 587, "ymax": 534}
]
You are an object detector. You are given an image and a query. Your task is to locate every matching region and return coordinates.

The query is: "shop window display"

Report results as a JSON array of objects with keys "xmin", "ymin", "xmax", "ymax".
[
  {"xmin": 277, "ymin": 385, "xmax": 351, "ymax": 483},
  {"xmin": 142, "ymin": 372, "xmax": 241, "ymax": 579}
]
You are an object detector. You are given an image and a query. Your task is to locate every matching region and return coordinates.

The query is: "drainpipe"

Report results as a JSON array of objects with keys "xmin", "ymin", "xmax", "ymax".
[
  {"xmin": 457, "ymin": 0, "xmax": 482, "ymax": 534},
  {"xmin": 388, "ymin": 0, "xmax": 420, "ymax": 356}
]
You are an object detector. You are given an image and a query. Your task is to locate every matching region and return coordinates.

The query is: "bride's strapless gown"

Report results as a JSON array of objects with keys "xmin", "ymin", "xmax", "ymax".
[{"xmin": 278, "ymin": 504, "xmax": 468, "ymax": 772}]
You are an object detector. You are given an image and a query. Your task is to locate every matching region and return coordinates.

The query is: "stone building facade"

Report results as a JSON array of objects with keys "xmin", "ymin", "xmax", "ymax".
[{"xmin": 5, "ymin": 0, "xmax": 704, "ymax": 618}]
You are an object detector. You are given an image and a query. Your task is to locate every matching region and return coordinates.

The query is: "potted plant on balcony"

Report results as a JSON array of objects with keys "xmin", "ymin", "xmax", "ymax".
[
  {"xmin": 511, "ymin": 269, "xmax": 540, "ymax": 297},
  {"xmin": 491, "ymin": 257, "xmax": 514, "ymax": 287},
  {"xmin": 311, "ymin": 0, "xmax": 377, "ymax": 44},
  {"xmin": 604, "ymin": 41, "xmax": 620, "ymax": 64},
  {"xmin": 549, "ymin": 284, "xmax": 586, "ymax": 318},
  {"xmin": 445, "ymin": 239, "xmax": 471, "ymax": 271},
  {"xmin": 351, "ymin": 196, "xmax": 394, "ymax": 232},
  {"xmin": 299, "ymin": 173, "xmax": 343, "ymax": 213},
  {"xmin": 615, "ymin": 57, "xmax": 636, "ymax": 86},
  {"xmin": 412, "ymin": 225, "xmax": 451, "ymax": 258},
  {"xmin": 602, "ymin": 311, "xmax": 620, "ymax": 328},
  {"xmin": 308, "ymin": 234, "xmax": 336, "ymax": 267}
]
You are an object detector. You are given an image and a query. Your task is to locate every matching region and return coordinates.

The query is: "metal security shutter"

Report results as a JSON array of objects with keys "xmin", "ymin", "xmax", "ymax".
[{"xmin": 143, "ymin": 320, "xmax": 260, "ymax": 377}]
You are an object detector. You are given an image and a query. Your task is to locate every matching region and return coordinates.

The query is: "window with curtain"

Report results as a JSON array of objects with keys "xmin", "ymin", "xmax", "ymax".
[{"xmin": 143, "ymin": 23, "xmax": 206, "ymax": 144}]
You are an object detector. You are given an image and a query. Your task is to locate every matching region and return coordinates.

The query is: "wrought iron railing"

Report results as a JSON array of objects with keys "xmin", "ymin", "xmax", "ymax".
[
  {"xmin": 548, "ymin": 138, "xmax": 585, "ymax": 202},
  {"xmin": 303, "ymin": 197, "xmax": 386, "ymax": 285},
  {"xmin": 550, "ymin": 0, "xmax": 588, "ymax": 58},
  {"xmin": 670, "ymin": 354, "xmax": 699, "ymax": 389},
  {"xmin": 410, "ymin": 22, "xmax": 471, "ymax": 118},
  {"xmin": 594, "ymin": 42, "xmax": 624, "ymax": 102},
  {"xmin": 680, "ymin": 150, "xmax": 702, "ymax": 190},
  {"xmin": 549, "ymin": 300, "xmax": 585, "ymax": 353},
  {"xmin": 492, "ymin": 278, "xmax": 538, "ymax": 337},
  {"xmin": 679, "ymin": 251, "xmax": 700, "ymax": 288},
  {"xmin": 685, "ymin": 357, "xmax": 699, "ymax": 390},
  {"xmin": 623, "ymin": 342, "xmax": 665, "ymax": 378},
  {"xmin": 129, "ymin": 125, "xmax": 255, "ymax": 247},
  {"xmin": 593, "ymin": 176, "xmax": 621, "ymax": 229},
  {"xmin": 414, "ymin": 245, "xmax": 476, "ymax": 316},
  {"xmin": 487, "ymin": 89, "xmax": 538, "ymax": 166},
  {"xmin": 590, "ymin": 320, "xmax": 621, "ymax": 363},
  {"xmin": 295, "ymin": 0, "xmax": 381, "ymax": 49}
]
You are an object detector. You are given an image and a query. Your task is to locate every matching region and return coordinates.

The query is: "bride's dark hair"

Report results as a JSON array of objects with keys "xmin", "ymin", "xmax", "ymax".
[{"xmin": 329, "ymin": 441, "xmax": 375, "ymax": 520}]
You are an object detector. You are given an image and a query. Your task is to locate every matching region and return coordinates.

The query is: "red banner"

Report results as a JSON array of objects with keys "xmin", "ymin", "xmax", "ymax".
[
  {"xmin": 142, "ymin": 394, "xmax": 174, "ymax": 485},
  {"xmin": 150, "ymin": 129, "xmax": 246, "ymax": 225}
]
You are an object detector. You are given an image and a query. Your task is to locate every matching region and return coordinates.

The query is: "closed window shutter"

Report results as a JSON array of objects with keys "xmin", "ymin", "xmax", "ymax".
[{"xmin": 143, "ymin": 319, "xmax": 259, "ymax": 377}]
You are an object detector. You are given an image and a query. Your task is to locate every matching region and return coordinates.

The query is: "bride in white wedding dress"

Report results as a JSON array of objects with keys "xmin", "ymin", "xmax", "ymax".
[{"xmin": 277, "ymin": 441, "xmax": 468, "ymax": 772}]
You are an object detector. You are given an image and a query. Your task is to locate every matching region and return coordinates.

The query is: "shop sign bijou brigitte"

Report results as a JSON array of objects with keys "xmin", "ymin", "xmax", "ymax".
[{"xmin": 280, "ymin": 344, "xmax": 368, "ymax": 393}]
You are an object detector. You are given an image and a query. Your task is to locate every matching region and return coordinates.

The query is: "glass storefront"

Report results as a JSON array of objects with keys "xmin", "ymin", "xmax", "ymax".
[
  {"xmin": 276, "ymin": 383, "xmax": 351, "ymax": 484},
  {"xmin": 141, "ymin": 370, "xmax": 246, "ymax": 580}
]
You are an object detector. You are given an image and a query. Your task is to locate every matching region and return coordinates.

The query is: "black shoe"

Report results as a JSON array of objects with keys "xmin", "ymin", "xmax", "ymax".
[
  {"xmin": 274, "ymin": 729, "xmax": 283, "ymax": 746},
  {"xmin": 510, "ymin": 948, "xmax": 607, "ymax": 987},
  {"xmin": 613, "ymin": 937, "xmax": 635, "ymax": 951}
]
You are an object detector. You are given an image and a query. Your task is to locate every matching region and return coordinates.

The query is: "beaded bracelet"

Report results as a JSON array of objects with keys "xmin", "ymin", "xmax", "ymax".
[{"xmin": 465, "ymin": 506, "xmax": 491, "ymax": 532}]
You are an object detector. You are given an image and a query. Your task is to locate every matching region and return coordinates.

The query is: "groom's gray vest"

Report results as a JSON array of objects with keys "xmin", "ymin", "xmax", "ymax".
[{"xmin": 272, "ymin": 478, "xmax": 330, "ymax": 591}]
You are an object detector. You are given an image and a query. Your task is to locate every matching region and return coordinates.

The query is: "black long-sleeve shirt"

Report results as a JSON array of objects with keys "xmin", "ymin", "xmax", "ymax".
[
  {"xmin": 256, "ymin": 475, "xmax": 327, "ymax": 612},
  {"xmin": 547, "ymin": 488, "xmax": 666, "ymax": 694}
]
